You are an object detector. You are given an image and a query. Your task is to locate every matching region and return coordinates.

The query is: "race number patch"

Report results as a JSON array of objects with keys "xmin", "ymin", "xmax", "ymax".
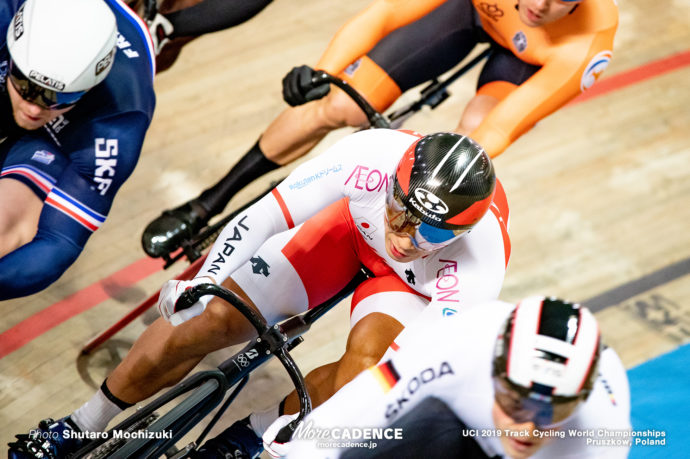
[{"xmin": 580, "ymin": 51, "xmax": 612, "ymax": 91}]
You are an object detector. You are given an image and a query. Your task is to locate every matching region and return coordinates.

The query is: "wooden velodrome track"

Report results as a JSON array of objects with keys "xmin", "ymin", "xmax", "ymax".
[{"xmin": 1, "ymin": 0, "xmax": 689, "ymax": 453}]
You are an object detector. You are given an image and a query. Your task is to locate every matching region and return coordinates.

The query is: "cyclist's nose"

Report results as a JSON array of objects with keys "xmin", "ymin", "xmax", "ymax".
[
  {"xmin": 24, "ymin": 101, "xmax": 46, "ymax": 117},
  {"xmin": 533, "ymin": 0, "xmax": 550, "ymax": 13}
]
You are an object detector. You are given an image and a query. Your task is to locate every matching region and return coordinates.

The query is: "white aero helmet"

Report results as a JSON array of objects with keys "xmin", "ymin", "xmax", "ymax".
[
  {"xmin": 7, "ymin": 0, "xmax": 117, "ymax": 108},
  {"xmin": 492, "ymin": 296, "xmax": 602, "ymax": 428}
]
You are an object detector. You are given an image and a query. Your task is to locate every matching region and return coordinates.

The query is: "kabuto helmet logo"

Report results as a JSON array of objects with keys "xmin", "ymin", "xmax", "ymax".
[
  {"xmin": 407, "ymin": 195, "xmax": 442, "ymax": 222},
  {"xmin": 95, "ymin": 48, "xmax": 115, "ymax": 76},
  {"xmin": 28, "ymin": 70, "xmax": 65, "ymax": 91},
  {"xmin": 414, "ymin": 188, "xmax": 449, "ymax": 214},
  {"xmin": 13, "ymin": 4, "xmax": 25, "ymax": 40}
]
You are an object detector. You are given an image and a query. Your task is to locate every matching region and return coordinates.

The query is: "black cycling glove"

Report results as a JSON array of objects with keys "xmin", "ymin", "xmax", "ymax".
[{"xmin": 282, "ymin": 65, "xmax": 330, "ymax": 106}]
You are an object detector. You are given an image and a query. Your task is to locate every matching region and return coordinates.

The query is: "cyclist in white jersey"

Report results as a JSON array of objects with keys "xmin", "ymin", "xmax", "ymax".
[
  {"xmin": 158, "ymin": 128, "xmax": 510, "ymax": 411},
  {"xmin": 164, "ymin": 128, "xmax": 510, "ymax": 326},
  {"xmin": 10, "ymin": 129, "xmax": 510, "ymax": 458},
  {"xmin": 265, "ymin": 297, "xmax": 631, "ymax": 459}
]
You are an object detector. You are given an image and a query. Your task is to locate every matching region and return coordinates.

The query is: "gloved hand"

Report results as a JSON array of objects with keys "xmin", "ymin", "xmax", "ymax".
[
  {"xmin": 146, "ymin": 12, "xmax": 174, "ymax": 56},
  {"xmin": 282, "ymin": 65, "xmax": 330, "ymax": 106},
  {"xmin": 262, "ymin": 413, "xmax": 300, "ymax": 458},
  {"xmin": 157, "ymin": 277, "xmax": 214, "ymax": 326}
]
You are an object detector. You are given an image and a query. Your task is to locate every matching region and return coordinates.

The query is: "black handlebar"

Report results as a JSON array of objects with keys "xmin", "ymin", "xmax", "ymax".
[
  {"xmin": 175, "ymin": 283, "xmax": 270, "ymax": 335},
  {"xmin": 174, "ymin": 287, "xmax": 202, "ymax": 311},
  {"xmin": 308, "ymin": 49, "xmax": 491, "ymax": 131},
  {"xmin": 175, "ymin": 283, "xmax": 309, "ymax": 440},
  {"xmin": 174, "ymin": 270, "xmax": 368, "ymax": 446}
]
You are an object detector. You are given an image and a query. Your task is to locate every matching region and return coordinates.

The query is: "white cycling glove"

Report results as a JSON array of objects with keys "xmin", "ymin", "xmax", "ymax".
[
  {"xmin": 157, "ymin": 277, "xmax": 214, "ymax": 326},
  {"xmin": 262, "ymin": 413, "xmax": 300, "ymax": 458},
  {"xmin": 147, "ymin": 12, "xmax": 174, "ymax": 56}
]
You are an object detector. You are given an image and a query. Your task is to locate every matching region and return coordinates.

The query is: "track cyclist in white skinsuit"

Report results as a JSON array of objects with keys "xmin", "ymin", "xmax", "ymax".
[
  {"xmin": 164, "ymin": 129, "xmax": 511, "ymax": 328},
  {"xmin": 265, "ymin": 296, "xmax": 631, "ymax": 459},
  {"xmin": 10, "ymin": 129, "xmax": 510, "ymax": 458},
  {"xmin": 161, "ymin": 128, "xmax": 511, "ymax": 457}
]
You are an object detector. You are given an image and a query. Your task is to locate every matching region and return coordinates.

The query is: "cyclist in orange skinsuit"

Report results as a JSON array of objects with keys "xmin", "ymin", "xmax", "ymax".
[
  {"xmin": 315, "ymin": 0, "xmax": 618, "ymax": 156},
  {"xmin": 142, "ymin": 0, "xmax": 618, "ymax": 259}
]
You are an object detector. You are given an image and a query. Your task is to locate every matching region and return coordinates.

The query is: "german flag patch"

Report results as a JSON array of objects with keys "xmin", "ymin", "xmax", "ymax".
[{"xmin": 370, "ymin": 360, "xmax": 400, "ymax": 393}]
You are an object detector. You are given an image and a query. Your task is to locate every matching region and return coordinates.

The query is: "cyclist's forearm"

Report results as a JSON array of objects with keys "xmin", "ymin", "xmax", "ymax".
[
  {"xmin": 195, "ymin": 193, "xmax": 287, "ymax": 283},
  {"xmin": 196, "ymin": 134, "xmax": 360, "ymax": 283},
  {"xmin": 475, "ymin": 32, "xmax": 615, "ymax": 158},
  {"xmin": 0, "ymin": 235, "xmax": 80, "ymax": 300}
]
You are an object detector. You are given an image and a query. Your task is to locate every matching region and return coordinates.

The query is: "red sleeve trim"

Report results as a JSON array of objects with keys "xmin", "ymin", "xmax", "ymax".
[{"xmin": 272, "ymin": 188, "xmax": 295, "ymax": 229}]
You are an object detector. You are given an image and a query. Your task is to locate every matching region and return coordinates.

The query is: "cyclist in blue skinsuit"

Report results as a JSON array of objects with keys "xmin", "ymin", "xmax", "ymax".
[{"xmin": 0, "ymin": 0, "xmax": 156, "ymax": 300}]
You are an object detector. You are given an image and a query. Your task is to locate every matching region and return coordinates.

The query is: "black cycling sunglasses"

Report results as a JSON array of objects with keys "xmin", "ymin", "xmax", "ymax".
[{"xmin": 8, "ymin": 60, "xmax": 86, "ymax": 110}]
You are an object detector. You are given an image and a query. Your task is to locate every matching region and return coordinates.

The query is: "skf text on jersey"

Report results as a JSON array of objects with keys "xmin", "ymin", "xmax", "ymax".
[{"xmin": 94, "ymin": 138, "xmax": 118, "ymax": 195}]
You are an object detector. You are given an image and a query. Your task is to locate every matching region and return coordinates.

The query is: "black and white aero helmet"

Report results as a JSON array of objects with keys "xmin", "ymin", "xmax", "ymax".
[{"xmin": 493, "ymin": 296, "xmax": 602, "ymax": 402}]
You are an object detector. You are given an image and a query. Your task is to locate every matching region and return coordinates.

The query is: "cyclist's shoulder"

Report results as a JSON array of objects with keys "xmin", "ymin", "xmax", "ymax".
[
  {"xmin": 105, "ymin": 0, "xmax": 155, "ymax": 99},
  {"xmin": 578, "ymin": 0, "xmax": 619, "ymax": 30},
  {"xmin": 553, "ymin": 347, "xmax": 631, "ymax": 448},
  {"xmin": 595, "ymin": 347, "xmax": 630, "ymax": 405},
  {"xmin": 321, "ymin": 129, "xmax": 420, "ymax": 168},
  {"xmin": 73, "ymin": 33, "xmax": 156, "ymax": 124},
  {"xmin": 408, "ymin": 299, "xmax": 513, "ymax": 348},
  {"xmin": 343, "ymin": 128, "xmax": 421, "ymax": 148},
  {"xmin": 95, "ymin": 61, "xmax": 155, "ymax": 119},
  {"xmin": 388, "ymin": 301, "xmax": 510, "ymax": 394}
]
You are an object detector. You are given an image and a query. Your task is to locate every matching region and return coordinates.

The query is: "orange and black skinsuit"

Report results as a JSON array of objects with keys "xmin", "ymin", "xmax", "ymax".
[{"xmin": 314, "ymin": 0, "xmax": 618, "ymax": 157}]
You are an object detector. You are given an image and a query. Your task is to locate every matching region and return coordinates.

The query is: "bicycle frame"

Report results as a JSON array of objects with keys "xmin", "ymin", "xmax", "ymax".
[
  {"xmin": 386, "ymin": 48, "xmax": 492, "ymax": 128},
  {"xmin": 74, "ymin": 271, "xmax": 367, "ymax": 458}
]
